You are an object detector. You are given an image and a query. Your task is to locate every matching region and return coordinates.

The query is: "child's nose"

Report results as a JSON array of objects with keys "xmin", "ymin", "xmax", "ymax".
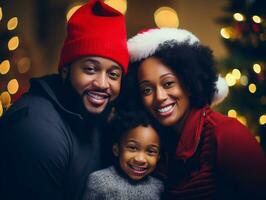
[{"xmin": 134, "ymin": 152, "xmax": 147, "ymax": 164}]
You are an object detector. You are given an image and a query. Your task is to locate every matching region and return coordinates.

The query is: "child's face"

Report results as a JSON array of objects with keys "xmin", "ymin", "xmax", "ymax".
[{"xmin": 113, "ymin": 125, "xmax": 160, "ymax": 181}]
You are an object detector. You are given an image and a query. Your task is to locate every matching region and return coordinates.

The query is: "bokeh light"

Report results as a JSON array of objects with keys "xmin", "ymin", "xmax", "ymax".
[
  {"xmin": 0, "ymin": 7, "xmax": 2, "ymax": 21},
  {"xmin": 253, "ymin": 63, "xmax": 261, "ymax": 74},
  {"xmin": 104, "ymin": 0, "xmax": 127, "ymax": 14},
  {"xmin": 228, "ymin": 109, "xmax": 237, "ymax": 118},
  {"xmin": 66, "ymin": 3, "xmax": 83, "ymax": 21},
  {"xmin": 0, "ymin": 91, "xmax": 11, "ymax": 108},
  {"xmin": 17, "ymin": 57, "xmax": 31, "ymax": 73},
  {"xmin": 248, "ymin": 83, "xmax": 256, "ymax": 93},
  {"xmin": 8, "ymin": 36, "xmax": 19, "ymax": 51},
  {"xmin": 0, "ymin": 100, "xmax": 3, "ymax": 117},
  {"xmin": 154, "ymin": 7, "xmax": 179, "ymax": 28},
  {"xmin": 7, "ymin": 79, "xmax": 19, "ymax": 95},
  {"xmin": 7, "ymin": 17, "xmax": 18, "ymax": 30},
  {"xmin": 225, "ymin": 73, "xmax": 236, "ymax": 86},
  {"xmin": 0, "ymin": 60, "xmax": 11, "ymax": 75},
  {"xmin": 240, "ymin": 75, "xmax": 248, "ymax": 86},
  {"xmin": 259, "ymin": 115, "xmax": 266, "ymax": 125},
  {"xmin": 233, "ymin": 13, "xmax": 245, "ymax": 21},
  {"xmin": 252, "ymin": 15, "xmax": 262, "ymax": 23},
  {"xmin": 232, "ymin": 69, "xmax": 241, "ymax": 79}
]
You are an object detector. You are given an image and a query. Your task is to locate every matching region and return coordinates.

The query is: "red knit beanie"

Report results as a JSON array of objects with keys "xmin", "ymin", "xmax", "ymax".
[{"xmin": 59, "ymin": 0, "xmax": 129, "ymax": 73}]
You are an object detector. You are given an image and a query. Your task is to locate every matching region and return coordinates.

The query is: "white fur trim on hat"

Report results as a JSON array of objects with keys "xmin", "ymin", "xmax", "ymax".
[
  {"xmin": 212, "ymin": 76, "xmax": 229, "ymax": 106},
  {"xmin": 127, "ymin": 28, "xmax": 200, "ymax": 62}
]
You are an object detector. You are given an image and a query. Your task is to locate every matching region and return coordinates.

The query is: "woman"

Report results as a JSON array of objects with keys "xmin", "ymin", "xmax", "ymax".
[{"xmin": 124, "ymin": 28, "xmax": 266, "ymax": 199}]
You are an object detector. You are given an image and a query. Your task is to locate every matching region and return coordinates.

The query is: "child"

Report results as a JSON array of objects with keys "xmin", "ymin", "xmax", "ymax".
[{"xmin": 82, "ymin": 110, "xmax": 164, "ymax": 200}]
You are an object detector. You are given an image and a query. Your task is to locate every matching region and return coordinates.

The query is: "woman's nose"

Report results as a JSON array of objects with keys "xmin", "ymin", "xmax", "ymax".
[{"xmin": 155, "ymin": 87, "xmax": 168, "ymax": 102}]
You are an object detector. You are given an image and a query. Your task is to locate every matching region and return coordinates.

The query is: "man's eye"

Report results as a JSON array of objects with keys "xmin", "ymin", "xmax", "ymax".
[
  {"xmin": 84, "ymin": 66, "xmax": 96, "ymax": 73},
  {"xmin": 109, "ymin": 71, "xmax": 121, "ymax": 80},
  {"xmin": 147, "ymin": 148, "xmax": 159, "ymax": 156}
]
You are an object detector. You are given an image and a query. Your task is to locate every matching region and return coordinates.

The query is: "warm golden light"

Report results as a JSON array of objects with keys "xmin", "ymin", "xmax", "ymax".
[
  {"xmin": 104, "ymin": 0, "xmax": 127, "ymax": 14},
  {"xmin": 0, "ymin": 91, "xmax": 11, "ymax": 108},
  {"xmin": 66, "ymin": 4, "xmax": 83, "ymax": 21},
  {"xmin": 7, "ymin": 79, "xmax": 19, "ymax": 95},
  {"xmin": 237, "ymin": 116, "xmax": 247, "ymax": 126},
  {"xmin": 253, "ymin": 63, "xmax": 261, "ymax": 74},
  {"xmin": 248, "ymin": 83, "xmax": 256, "ymax": 93},
  {"xmin": 233, "ymin": 13, "xmax": 245, "ymax": 21},
  {"xmin": 252, "ymin": 15, "xmax": 262, "ymax": 23},
  {"xmin": 8, "ymin": 36, "xmax": 19, "ymax": 51},
  {"xmin": 220, "ymin": 28, "xmax": 231, "ymax": 39},
  {"xmin": 17, "ymin": 57, "xmax": 31, "ymax": 73},
  {"xmin": 0, "ymin": 100, "xmax": 3, "ymax": 117},
  {"xmin": 7, "ymin": 17, "xmax": 18, "ymax": 30},
  {"xmin": 255, "ymin": 136, "xmax": 261, "ymax": 143},
  {"xmin": 240, "ymin": 75, "xmax": 248, "ymax": 86},
  {"xmin": 0, "ymin": 60, "xmax": 11, "ymax": 75},
  {"xmin": 228, "ymin": 109, "xmax": 237, "ymax": 118},
  {"xmin": 259, "ymin": 115, "xmax": 266, "ymax": 125},
  {"xmin": 154, "ymin": 7, "xmax": 179, "ymax": 28},
  {"xmin": 0, "ymin": 7, "xmax": 2, "ymax": 21},
  {"xmin": 225, "ymin": 73, "xmax": 236, "ymax": 86},
  {"xmin": 232, "ymin": 69, "xmax": 241, "ymax": 80}
]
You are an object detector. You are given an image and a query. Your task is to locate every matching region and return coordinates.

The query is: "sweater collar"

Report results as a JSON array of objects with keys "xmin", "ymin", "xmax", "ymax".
[{"xmin": 175, "ymin": 106, "xmax": 211, "ymax": 160}]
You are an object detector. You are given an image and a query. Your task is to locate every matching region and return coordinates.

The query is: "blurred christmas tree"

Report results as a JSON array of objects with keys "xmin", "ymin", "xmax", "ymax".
[
  {"xmin": 0, "ymin": 5, "xmax": 31, "ymax": 118},
  {"xmin": 216, "ymin": 0, "xmax": 266, "ymax": 150}
]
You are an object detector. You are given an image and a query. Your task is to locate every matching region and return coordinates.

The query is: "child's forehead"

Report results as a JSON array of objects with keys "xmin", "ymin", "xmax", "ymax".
[{"xmin": 121, "ymin": 125, "xmax": 160, "ymax": 144}]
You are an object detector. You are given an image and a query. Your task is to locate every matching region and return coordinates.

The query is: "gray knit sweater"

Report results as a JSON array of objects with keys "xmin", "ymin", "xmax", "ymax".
[{"xmin": 82, "ymin": 166, "xmax": 164, "ymax": 200}]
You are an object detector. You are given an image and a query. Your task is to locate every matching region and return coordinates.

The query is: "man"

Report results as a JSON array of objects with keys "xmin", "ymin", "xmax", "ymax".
[{"xmin": 0, "ymin": 0, "xmax": 129, "ymax": 199}]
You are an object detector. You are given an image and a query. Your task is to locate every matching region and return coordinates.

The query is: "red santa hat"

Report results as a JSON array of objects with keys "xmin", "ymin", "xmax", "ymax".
[
  {"xmin": 59, "ymin": 0, "xmax": 129, "ymax": 73},
  {"xmin": 127, "ymin": 28, "xmax": 228, "ymax": 105}
]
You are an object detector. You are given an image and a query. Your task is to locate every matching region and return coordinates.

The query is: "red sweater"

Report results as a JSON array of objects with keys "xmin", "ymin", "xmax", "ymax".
[{"xmin": 160, "ymin": 106, "xmax": 266, "ymax": 200}]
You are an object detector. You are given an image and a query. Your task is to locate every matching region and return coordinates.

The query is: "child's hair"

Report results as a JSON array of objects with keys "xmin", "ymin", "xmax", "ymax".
[{"xmin": 110, "ymin": 109, "xmax": 161, "ymax": 145}]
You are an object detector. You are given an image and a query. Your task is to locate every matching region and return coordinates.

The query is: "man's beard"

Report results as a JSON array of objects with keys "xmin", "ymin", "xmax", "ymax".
[{"xmin": 60, "ymin": 75, "xmax": 113, "ymax": 121}]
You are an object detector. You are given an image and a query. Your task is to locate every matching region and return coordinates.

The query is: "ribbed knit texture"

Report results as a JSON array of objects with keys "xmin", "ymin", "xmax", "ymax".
[{"xmin": 82, "ymin": 166, "xmax": 164, "ymax": 200}]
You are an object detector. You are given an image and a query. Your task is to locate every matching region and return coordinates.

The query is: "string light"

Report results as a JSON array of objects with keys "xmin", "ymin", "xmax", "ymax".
[
  {"xmin": 8, "ymin": 36, "xmax": 19, "ymax": 51},
  {"xmin": 0, "ymin": 100, "xmax": 3, "ymax": 117},
  {"xmin": 0, "ymin": 60, "xmax": 11, "ymax": 75},
  {"xmin": 253, "ymin": 63, "xmax": 261, "ymax": 74},
  {"xmin": 7, "ymin": 17, "xmax": 18, "ymax": 30},
  {"xmin": 104, "ymin": 0, "xmax": 127, "ymax": 14},
  {"xmin": 232, "ymin": 69, "xmax": 241, "ymax": 80},
  {"xmin": 228, "ymin": 109, "xmax": 237, "ymax": 118},
  {"xmin": 220, "ymin": 27, "xmax": 231, "ymax": 39},
  {"xmin": 66, "ymin": 3, "xmax": 83, "ymax": 21},
  {"xmin": 0, "ymin": 91, "xmax": 11, "ymax": 108},
  {"xmin": 259, "ymin": 115, "xmax": 266, "ymax": 125},
  {"xmin": 154, "ymin": 7, "xmax": 179, "ymax": 28},
  {"xmin": 0, "ymin": 7, "xmax": 2, "ymax": 21},
  {"xmin": 248, "ymin": 83, "xmax": 256, "ymax": 93},
  {"xmin": 225, "ymin": 73, "xmax": 236, "ymax": 86},
  {"xmin": 240, "ymin": 75, "xmax": 248, "ymax": 86},
  {"xmin": 233, "ymin": 13, "xmax": 245, "ymax": 21},
  {"xmin": 252, "ymin": 15, "xmax": 262, "ymax": 23},
  {"xmin": 7, "ymin": 79, "xmax": 19, "ymax": 95}
]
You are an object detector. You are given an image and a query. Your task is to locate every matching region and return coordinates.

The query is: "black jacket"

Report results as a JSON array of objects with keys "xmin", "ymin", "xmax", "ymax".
[{"xmin": 0, "ymin": 75, "xmax": 112, "ymax": 200}]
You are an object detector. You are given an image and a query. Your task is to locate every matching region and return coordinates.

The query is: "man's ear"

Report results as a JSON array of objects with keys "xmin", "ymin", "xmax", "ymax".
[
  {"xmin": 60, "ymin": 66, "xmax": 69, "ymax": 80},
  {"xmin": 112, "ymin": 144, "xmax": 119, "ymax": 157}
]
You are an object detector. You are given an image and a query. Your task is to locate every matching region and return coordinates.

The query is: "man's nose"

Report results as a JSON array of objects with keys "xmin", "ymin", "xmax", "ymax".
[{"xmin": 92, "ymin": 73, "xmax": 109, "ymax": 90}]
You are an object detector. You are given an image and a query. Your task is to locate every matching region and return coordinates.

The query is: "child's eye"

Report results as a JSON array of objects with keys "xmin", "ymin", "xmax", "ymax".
[
  {"xmin": 126, "ymin": 145, "xmax": 137, "ymax": 151},
  {"xmin": 147, "ymin": 148, "xmax": 159, "ymax": 156}
]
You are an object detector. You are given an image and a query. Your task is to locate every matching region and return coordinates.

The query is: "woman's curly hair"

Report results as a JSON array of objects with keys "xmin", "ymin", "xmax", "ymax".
[{"xmin": 123, "ymin": 41, "xmax": 218, "ymax": 109}]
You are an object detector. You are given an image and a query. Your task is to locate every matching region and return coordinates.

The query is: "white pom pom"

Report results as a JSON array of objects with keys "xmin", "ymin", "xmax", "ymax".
[{"xmin": 211, "ymin": 75, "xmax": 229, "ymax": 106}]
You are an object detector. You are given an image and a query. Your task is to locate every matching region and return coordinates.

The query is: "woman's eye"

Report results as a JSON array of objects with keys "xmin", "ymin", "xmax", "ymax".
[
  {"xmin": 164, "ymin": 81, "xmax": 174, "ymax": 88},
  {"xmin": 141, "ymin": 87, "xmax": 153, "ymax": 96}
]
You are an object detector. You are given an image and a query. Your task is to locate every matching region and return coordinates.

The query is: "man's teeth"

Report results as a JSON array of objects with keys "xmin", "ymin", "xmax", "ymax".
[
  {"xmin": 158, "ymin": 105, "xmax": 173, "ymax": 113},
  {"xmin": 88, "ymin": 93, "xmax": 105, "ymax": 100}
]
